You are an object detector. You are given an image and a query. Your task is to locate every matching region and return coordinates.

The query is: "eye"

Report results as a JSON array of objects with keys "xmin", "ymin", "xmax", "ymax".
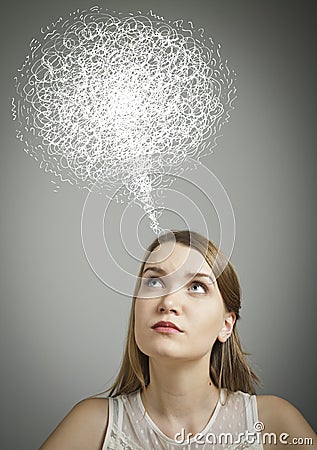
[
  {"xmin": 144, "ymin": 277, "xmax": 164, "ymax": 288},
  {"xmin": 189, "ymin": 281, "xmax": 208, "ymax": 294}
]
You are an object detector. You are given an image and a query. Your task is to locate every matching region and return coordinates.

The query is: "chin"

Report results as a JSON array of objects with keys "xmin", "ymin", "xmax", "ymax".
[{"xmin": 146, "ymin": 344, "xmax": 189, "ymax": 360}]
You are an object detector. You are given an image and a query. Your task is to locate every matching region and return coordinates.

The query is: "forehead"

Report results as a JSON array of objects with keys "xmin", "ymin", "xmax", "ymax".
[{"xmin": 143, "ymin": 242, "xmax": 211, "ymax": 276}]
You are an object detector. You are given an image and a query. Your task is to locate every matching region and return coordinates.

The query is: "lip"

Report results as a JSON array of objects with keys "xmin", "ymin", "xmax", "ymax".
[{"xmin": 151, "ymin": 321, "xmax": 183, "ymax": 334}]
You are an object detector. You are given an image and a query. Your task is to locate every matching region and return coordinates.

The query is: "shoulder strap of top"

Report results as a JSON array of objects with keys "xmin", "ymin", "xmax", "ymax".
[
  {"xmin": 244, "ymin": 393, "xmax": 260, "ymax": 431},
  {"xmin": 101, "ymin": 396, "xmax": 124, "ymax": 450}
]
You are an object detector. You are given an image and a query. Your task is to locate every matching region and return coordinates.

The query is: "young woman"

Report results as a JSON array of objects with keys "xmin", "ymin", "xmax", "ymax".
[{"xmin": 40, "ymin": 230, "xmax": 316, "ymax": 449}]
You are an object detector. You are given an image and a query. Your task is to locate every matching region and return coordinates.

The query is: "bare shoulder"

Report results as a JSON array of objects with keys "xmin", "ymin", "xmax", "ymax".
[
  {"xmin": 39, "ymin": 397, "xmax": 109, "ymax": 450},
  {"xmin": 257, "ymin": 395, "xmax": 316, "ymax": 447}
]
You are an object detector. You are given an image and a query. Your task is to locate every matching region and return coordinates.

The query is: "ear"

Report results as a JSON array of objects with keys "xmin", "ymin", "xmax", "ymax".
[{"xmin": 218, "ymin": 312, "xmax": 236, "ymax": 343}]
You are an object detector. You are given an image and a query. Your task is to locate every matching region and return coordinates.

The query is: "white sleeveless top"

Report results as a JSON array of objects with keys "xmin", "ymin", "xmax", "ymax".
[{"xmin": 101, "ymin": 389, "xmax": 264, "ymax": 450}]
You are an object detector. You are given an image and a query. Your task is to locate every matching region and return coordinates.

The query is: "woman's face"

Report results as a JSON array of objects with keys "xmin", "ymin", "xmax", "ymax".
[{"xmin": 134, "ymin": 242, "xmax": 235, "ymax": 362}]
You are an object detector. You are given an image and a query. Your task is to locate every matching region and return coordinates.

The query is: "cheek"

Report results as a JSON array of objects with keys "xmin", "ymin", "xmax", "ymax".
[
  {"xmin": 134, "ymin": 300, "xmax": 150, "ymax": 344},
  {"xmin": 197, "ymin": 303, "xmax": 225, "ymax": 336},
  {"xmin": 135, "ymin": 299, "xmax": 148, "ymax": 323},
  {"xmin": 134, "ymin": 302, "xmax": 142, "ymax": 334}
]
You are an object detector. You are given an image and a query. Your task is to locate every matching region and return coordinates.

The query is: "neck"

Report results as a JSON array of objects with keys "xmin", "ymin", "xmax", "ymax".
[{"xmin": 142, "ymin": 355, "xmax": 219, "ymax": 422}]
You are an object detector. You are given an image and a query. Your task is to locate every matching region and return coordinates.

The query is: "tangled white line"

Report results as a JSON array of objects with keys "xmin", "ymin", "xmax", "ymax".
[{"xmin": 13, "ymin": 6, "xmax": 236, "ymax": 233}]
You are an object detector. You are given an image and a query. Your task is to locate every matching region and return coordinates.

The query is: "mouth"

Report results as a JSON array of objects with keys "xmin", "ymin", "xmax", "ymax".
[{"xmin": 151, "ymin": 321, "xmax": 183, "ymax": 334}]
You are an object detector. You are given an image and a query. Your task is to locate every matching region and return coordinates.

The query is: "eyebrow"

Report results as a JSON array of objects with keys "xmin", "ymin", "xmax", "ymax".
[
  {"xmin": 142, "ymin": 266, "xmax": 215, "ymax": 282},
  {"xmin": 142, "ymin": 266, "xmax": 166, "ymax": 275},
  {"xmin": 186, "ymin": 272, "xmax": 215, "ymax": 282}
]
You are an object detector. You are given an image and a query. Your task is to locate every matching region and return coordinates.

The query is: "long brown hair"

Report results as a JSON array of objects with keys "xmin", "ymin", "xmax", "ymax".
[{"xmin": 108, "ymin": 230, "xmax": 260, "ymax": 396}]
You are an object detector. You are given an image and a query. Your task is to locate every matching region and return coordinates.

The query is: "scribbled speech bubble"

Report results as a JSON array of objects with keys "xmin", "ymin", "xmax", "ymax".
[{"xmin": 12, "ymin": 6, "xmax": 236, "ymax": 234}]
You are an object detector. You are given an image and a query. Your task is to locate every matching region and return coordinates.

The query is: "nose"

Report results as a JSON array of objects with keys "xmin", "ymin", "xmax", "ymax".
[{"xmin": 157, "ymin": 291, "xmax": 182, "ymax": 315}]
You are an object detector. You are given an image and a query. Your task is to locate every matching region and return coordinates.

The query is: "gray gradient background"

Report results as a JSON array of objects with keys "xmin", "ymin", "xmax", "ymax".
[{"xmin": 1, "ymin": 0, "xmax": 316, "ymax": 448}]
